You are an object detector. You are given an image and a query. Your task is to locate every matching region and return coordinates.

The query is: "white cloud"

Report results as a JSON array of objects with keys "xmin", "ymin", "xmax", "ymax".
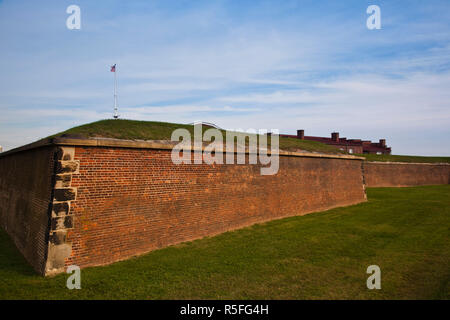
[
  {"xmin": 122, "ymin": 104, "xmax": 261, "ymax": 115},
  {"xmin": 0, "ymin": 1, "xmax": 449, "ymax": 156}
]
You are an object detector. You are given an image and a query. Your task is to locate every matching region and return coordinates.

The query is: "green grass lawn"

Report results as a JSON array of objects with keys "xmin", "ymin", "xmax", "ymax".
[
  {"xmin": 0, "ymin": 185, "xmax": 449, "ymax": 299},
  {"xmin": 359, "ymin": 153, "xmax": 450, "ymax": 164},
  {"xmin": 49, "ymin": 119, "xmax": 345, "ymax": 154}
]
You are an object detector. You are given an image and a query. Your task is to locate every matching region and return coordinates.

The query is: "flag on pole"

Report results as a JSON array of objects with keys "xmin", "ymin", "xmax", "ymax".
[{"xmin": 111, "ymin": 63, "xmax": 119, "ymax": 119}]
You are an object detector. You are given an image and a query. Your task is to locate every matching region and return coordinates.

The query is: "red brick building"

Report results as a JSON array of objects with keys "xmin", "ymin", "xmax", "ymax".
[{"xmin": 280, "ymin": 130, "xmax": 391, "ymax": 154}]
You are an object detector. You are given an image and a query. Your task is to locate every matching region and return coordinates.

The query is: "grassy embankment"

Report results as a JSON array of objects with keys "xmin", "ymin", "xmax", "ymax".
[
  {"xmin": 358, "ymin": 153, "xmax": 450, "ymax": 164},
  {"xmin": 49, "ymin": 119, "xmax": 450, "ymax": 163},
  {"xmin": 49, "ymin": 119, "xmax": 346, "ymax": 154}
]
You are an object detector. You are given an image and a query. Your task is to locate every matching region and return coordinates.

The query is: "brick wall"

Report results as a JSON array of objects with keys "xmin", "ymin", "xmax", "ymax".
[
  {"xmin": 364, "ymin": 161, "xmax": 450, "ymax": 187},
  {"xmin": 3, "ymin": 138, "xmax": 449, "ymax": 275},
  {"xmin": 63, "ymin": 146, "xmax": 367, "ymax": 270},
  {"xmin": 0, "ymin": 145, "xmax": 56, "ymax": 274}
]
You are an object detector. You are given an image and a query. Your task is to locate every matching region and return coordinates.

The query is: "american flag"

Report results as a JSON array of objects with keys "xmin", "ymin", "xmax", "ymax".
[{"xmin": 110, "ymin": 64, "xmax": 116, "ymax": 72}]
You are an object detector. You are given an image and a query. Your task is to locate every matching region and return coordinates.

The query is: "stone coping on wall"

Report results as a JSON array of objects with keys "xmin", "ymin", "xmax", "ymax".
[{"xmin": 0, "ymin": 137, "xmax": 366, "ymax": 161}]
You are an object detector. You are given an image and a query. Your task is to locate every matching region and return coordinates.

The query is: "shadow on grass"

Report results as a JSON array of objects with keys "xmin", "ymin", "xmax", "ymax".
[{"xmin": 0, "ymin": 231, "xmax": 39, "ymax": 277}]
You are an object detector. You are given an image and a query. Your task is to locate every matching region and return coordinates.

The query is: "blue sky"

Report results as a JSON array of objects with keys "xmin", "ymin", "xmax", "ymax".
[{"xmin": 0, "ymin": 0, "xmax": 449, "ymax": 155}]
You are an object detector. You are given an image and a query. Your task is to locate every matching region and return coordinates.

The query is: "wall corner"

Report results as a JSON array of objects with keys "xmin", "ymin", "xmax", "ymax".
[{"xmin": 44, "ymin": 147, "xmax": 78, "ymax": 276}]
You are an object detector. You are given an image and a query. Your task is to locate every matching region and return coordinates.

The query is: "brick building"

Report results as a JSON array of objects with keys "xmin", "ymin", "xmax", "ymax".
[{"xmin": 280, "ymin": 130, "xmax": 391, "ymax": 154}]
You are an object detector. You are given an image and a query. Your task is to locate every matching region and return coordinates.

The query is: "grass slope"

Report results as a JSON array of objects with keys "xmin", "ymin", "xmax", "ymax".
[
  {"xmin": 0, "ymin": 185, "xmax": 449, "ymax": 299},
  {"xmin": 50, "ymin": 119, "xmax": 345, "ymax": 154},
  {"xmin": 50, "ymin": 119, "xmax": 450, "ymax": 162},
  {"xmin": 359, "ymin": 153, "xmax": 450, "ymax": 164}
]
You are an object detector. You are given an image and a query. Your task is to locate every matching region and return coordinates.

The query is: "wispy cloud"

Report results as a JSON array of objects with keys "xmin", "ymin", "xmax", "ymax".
[{"xmin": 0, "ymin": 0, "xmax": 449, "ymax": 155}]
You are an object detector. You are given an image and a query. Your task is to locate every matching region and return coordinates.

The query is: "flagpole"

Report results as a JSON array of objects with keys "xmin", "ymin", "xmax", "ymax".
[{"xmin": 113, "ymin": 64, "xmax": 118, "ymax": 119}]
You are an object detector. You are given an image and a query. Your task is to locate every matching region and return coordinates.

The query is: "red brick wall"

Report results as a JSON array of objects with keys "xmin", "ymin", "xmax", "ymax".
[
  {"xmin": 3, "ymin": 140, "xmax": 449, "ymax": 275},
  {"xmin": 364, "ymin": 162, "xmax": 450, "ymax": 187},
  {"xmin": 66, "ymin": 146, "xmax": 366, "ymax": 269},
  {"xmin": 0, "ymin": 146, "xmax": 56, "ymax": 274}
]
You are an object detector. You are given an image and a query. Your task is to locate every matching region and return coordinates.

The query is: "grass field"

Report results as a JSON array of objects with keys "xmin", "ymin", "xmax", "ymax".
[
  {"xmin": 0, "ymin": 185, "xmax": 449, "ymax": 300},
  {"xmin": 49, "ymin": 119, "xmax": 347, "ymax": 154},
  {"xmin": 359, "ymin": 153, "xmax": 450, "ymax": 164}
]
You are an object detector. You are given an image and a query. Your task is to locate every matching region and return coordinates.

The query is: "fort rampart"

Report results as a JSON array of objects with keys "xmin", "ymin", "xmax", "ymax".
[
  {"xmin": 0, "ymin": 138, "xmax": 448, "ymax": 275},
  {"xmin": 363, "ymin": 161, "xmax": 450, "ymax": 187}
]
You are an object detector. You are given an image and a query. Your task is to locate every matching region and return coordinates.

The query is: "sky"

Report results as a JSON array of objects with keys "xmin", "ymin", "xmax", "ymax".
[{"xmin": 0, "ymin": 0, "xmax": 449, "ymax": 155}]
